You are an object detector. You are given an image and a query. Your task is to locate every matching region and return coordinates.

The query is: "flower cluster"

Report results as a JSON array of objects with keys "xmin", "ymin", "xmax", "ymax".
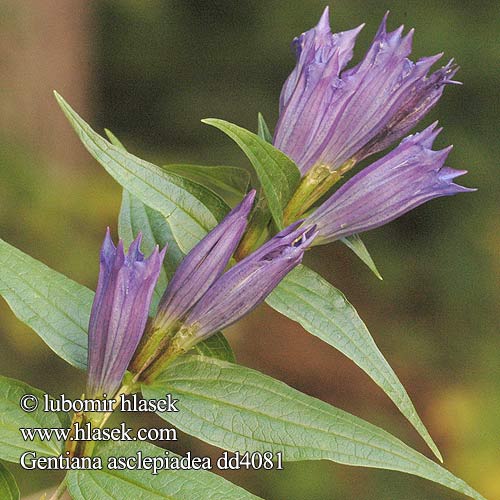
[
  {"xmin": 87, "ymin": 192, "xmax": 315, "ymax": 395},
  {"xmin": 86, "ymin": 6, "xmax": 473, "ymax": 398},
  {"xmin": 273, "ymin": 7, "xmax": 472, "ymax": 244}
]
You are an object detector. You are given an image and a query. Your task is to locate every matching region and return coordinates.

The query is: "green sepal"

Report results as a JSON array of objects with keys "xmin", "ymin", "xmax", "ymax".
[{"xmin": 341, "ymin": 234, "xmax": 383, "ymax": 280}]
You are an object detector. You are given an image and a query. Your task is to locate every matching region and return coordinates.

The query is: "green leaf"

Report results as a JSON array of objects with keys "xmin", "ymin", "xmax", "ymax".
[
  {"xmin": 341, "ymin": 234, "xmax": 383, "ymax": 280},
  {"xmin": 0, "ymin": 462, "xmax": 19, "ymax": 500},
  {"xmin": 162, "ymin": 164, "xmax": 250, "ymax": 206},
  {"xmin": 193, "ymin": 332, "xmax": 235, "ymax": 362},
  {"xmin": 103, "ymin": 128, "xmax": 125, "ymax": 150},
  {"xmin": 144, "ymin": 356, "xmax": 485, "ymax": 500},
  {"xmin": 202, "ymin": 118, "xmax": 301, "ymax": 230},
  {"xmin": 67, "ymin": 441, "xmax": 261, "ymax": 500},
  {"xmin": 0, "ymin": 238, "xmax": 91, "ymax": 370},
  {"xmin": 0, "ymin": 377, "xmax": 70, "ymax": 462},
  {"xmin": 106, "ymin": 128, "xmax": 180, "ymax": 310},
  {"xmin": 257, "ymin": 113, "xmax": 273, "ymax": 143},
  {"xmin": 266, "ymin": 264, "xmax": 441, "ymax": 462},
  {"xmin": 55, "ymin": 92, "xmax": 228, "ymax": 254}
]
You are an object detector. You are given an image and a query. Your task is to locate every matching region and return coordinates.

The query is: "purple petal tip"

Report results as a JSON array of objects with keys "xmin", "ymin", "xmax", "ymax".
[
  {"xmin": 159, "ymin": 244, "xmax": 168, "ymax": 260},
  {"xmin": 376, "ymin": 11, "xmax": 390, "ymax": 37},
  {"xmin": 244, "ymin": 189, "xmax": 257, "ymax": 207},
  {"xmin": 317, "ymin": 6, "xmax": 331, "ymax": 31}
]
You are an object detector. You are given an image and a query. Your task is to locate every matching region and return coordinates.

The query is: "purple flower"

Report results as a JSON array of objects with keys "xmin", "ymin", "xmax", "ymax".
[
  {"xmin": 130, "ymin": 191, "xmax": 256, "ymax": 377},
  {"xmin": 132, "ymin": 195, "xmax": 315, "ymax": 382},
  {"xmin": 273, "ymin": 7, "xmax": 459, "ymax": 175},
  {"xmin": 86, "ymin": 229, "xmax": 165, "ymax": 398},
  {"xmin": 178, "ymin": 222, "xmax": 316, "ymax": 346},
  {"xmin": 306, "ymin": 123, "xmax": 474, "ymax": 245},
  {"xmin": 153, "ymin": 190, "xmax": 256, "ymax": 333}
]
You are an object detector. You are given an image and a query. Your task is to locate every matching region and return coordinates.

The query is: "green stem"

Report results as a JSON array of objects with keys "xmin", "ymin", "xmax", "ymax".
[
  {"xmin": 64, "ymin": 382, "xmax": 138, "ymax": 459},
  {"xmin": 48, "ymin": 476, "xmax": 67, "ymax": 500}
]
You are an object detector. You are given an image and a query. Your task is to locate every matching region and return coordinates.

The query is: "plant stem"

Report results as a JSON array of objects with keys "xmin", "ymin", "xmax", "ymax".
[
  {"xmin": 48, "ymin": 476, "xmax": 67, "ymax": 500},
  {"xmin": 91, "ymin": 382, "xmax": 135, "ymax": 430}
]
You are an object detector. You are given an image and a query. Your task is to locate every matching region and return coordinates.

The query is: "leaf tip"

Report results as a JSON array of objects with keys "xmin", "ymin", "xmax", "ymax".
[{"xmin": 53, "ymin": 90, "xmax": 64, "ymax": 105}]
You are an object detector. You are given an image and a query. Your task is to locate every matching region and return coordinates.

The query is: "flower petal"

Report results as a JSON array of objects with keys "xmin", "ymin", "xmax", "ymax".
[
  {"xmin": 307, "ymin": 124, "xmax": 475, "ymax": 244},
  {"xmin": 274, "ymin": 9, "xmax": 459, "ymax": 175},
  {"xmin": 153, "ymin": 190, "xmax": 256, "ymax": 332},
  {"xmin": 181, "ymin": 223, "xmax": 317, "ymax": 342}
]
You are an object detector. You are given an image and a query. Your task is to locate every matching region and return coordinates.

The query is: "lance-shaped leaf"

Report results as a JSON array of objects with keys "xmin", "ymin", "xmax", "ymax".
[
  {"xmin": 0, "ymin": 463, "xmax": 19, "ymax": 500},
  {"xmin": 55, "ymin": 92, "xmax": 228, "ymax": 254},
  {"xmin": 192, "ymin": 332, "xmax": 235, "ymax": 362},
  {"xmin": 67, "ymin": 441, "xmax": 262, "ymax": 500},
  {"xmin": 0, "ymin": 238, "xmax": 90, "ymax": 369},
  {"xmin": 143, "ymin": 356, "xmax": 485, "ymax": 500},
  {"xmin": 257, "ymin": 112, "xmax": 273, "ymax": 143},
  {"xmin": 202, "ymin": 118, "xmax": 301, "ymax": 229},
  {"xmin": 105, "ymin": 131, "xmax": 248, "ymax": 207},
  {"xmin": 266, "ymin": 264, "xmax": 441, "ymax": 461},
  {"xmin": 162, "ymin": 164, "xmax": 250, "ymax": 206},
  {"xmin": 0, "ymin": 377, "xmax": 70, "ymax": 462}
]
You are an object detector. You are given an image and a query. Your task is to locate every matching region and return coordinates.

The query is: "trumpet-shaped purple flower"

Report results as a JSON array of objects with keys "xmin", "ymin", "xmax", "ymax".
[
  {"xmin": 153, "ymin": 190, "xmax": 256, "ymax": 333},
  {"xmin": 178, "ymin": 222, "xmax": 317, "ymax": 346},
  {"xmin": 307, "ymin": 123, "xmax": 474, "ymax": 245},
  {"xmin": 274, "ymin": 7, "xmax": 459, "ymax": 175},
  {"xmin": 130, "ymin": 190, "xmax": 256, "ymax": 377},
  {"xmin": 132, "ymin": 195, "xmax": 315, "ymax": 382},
  {"xmin": 86, "ymin": 229, "xmax": 165, "ymax": 398}
]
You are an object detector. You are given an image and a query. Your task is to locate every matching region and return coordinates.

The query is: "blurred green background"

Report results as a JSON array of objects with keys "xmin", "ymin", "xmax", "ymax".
[{"xmin": 0, "ymin": 1, "xmax": 498, "ymax": 499}]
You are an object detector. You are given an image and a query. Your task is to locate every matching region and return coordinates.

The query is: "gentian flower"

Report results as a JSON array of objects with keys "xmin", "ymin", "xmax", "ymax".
[
  {"xmin": 274, "ymin": 7, "xmax": 459, "ymax": 176},
  {"xmin": 131, "ymin": 190, "xmax": 256, "ymax": 372},
  {"xmin": 86, "ymin": 229, "xmax": 165, "ymax": 398},
  {"xmin": 306, "ymin": 123, "xmax": 474, "ymax": 245},
  {"xmin": 178, "ymin": 221, "xmax": 317, "ymax": 345},
  {"xmin": 131, "ymin": 192, "xmax": 316, "ymax": 381},
  {"xmin": 154, "ymin": 190, "xmax": 256, "ymax": 333}
]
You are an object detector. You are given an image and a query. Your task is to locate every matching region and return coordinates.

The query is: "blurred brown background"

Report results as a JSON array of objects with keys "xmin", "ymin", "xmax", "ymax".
[{"xmin": 0, "ymin": 1, "xmax": 498, "ymax": 499}]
